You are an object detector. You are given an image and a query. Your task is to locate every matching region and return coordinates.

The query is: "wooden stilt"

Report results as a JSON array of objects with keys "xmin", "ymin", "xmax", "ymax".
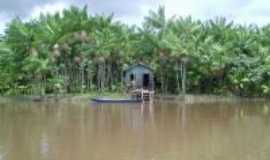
[{"xmin": 131, "ymin": 89, "xmax": 154, "ymax": 101}]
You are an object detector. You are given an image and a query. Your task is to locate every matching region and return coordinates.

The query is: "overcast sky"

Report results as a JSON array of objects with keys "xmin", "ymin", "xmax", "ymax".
[{"xmin": 1, "ymin": 0, "xmax": 270, "ymax": 34}]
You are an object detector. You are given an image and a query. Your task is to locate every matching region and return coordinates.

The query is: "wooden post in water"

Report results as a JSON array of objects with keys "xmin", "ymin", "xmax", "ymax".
[{"xmin": 141, "ymin": 89, "xmax": 144, "ymax": 102}]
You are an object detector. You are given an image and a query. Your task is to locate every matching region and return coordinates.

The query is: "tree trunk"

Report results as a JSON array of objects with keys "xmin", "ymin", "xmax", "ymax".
[
  {"xmin": 160, "ymin": 65, "xmax": 165, "ymax": 94},
  {"xmin": 86, "ymin": 66, "xmax": 93, "ymax": 91},
  {"xmin": 176, "ymin": 62, "xmax": 181, "ymax": 94},
  {"xmin": 105, "ymin": 62, "xmax": 112, "ymax": 90},
  {"xmin": 181, "ymin": 63, "xmax": 187, "ymax": 95},
  {"xmin": 80, "ymin": 64, "xmax": 85, "ymax": 93},
  {"xmin": 97, "ymin": 59, "xmax": 105, "ymax": 92}
]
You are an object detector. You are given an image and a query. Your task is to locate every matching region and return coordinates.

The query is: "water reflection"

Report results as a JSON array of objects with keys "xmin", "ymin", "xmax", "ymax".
[
  {"xmin": 0, "ymin": 146, "xmax": 3, "ymax": 160},
  {"xmin": 40, "ymin": 133, "xmax": 49, "ymax": 159},
  {"xmin": 0, "ymin": 100, "xmax": 270, "ymax": 160}
]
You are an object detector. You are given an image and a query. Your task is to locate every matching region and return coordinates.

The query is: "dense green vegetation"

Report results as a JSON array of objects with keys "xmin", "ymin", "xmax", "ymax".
[{"xmin": 0, "ymin": 6, "xmax": 270, "ymax": 97}]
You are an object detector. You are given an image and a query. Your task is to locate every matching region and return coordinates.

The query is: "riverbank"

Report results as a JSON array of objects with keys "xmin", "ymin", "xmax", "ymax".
[
  {"xmin": 0, "ymin": 92, "xmax": 127, "ymax": 103},
  {"xmin": 0, "ymin": 93, "xmax": 268, "ymax": 104},
  {"xmin": 155, "ymin": 94, "xmax": 269, "ymax": 104}
]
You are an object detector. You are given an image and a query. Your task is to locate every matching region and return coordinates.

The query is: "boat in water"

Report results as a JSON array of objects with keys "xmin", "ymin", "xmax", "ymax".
[{"xmin": 91, "ymin": 97, "xmax": 142, "ymax": 103}]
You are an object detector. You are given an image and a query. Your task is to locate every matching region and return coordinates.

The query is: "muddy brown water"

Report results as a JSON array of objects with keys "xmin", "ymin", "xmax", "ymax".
[{"xmin": 0, "ymin": 100, "xmax": 270, "ymax": 160}]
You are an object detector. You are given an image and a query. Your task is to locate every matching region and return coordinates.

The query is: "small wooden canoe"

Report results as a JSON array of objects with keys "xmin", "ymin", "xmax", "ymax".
[{"xmin": 91, "ymin": 97, "xmax": 142, "ymax": 103}]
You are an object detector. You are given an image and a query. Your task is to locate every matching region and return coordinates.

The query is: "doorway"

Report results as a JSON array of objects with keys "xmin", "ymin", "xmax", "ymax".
[
  {"xmin": 143, "ymin": 74, "xmax": 150, "ymax": 89},
  {"xmin": 130, "ymin": 74, "xmax": 135, "ymax": 81}
]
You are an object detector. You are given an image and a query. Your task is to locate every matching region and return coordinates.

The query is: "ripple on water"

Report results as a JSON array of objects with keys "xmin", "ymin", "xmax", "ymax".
[
  {"xmin": 40, "ymin": 133, "xmax": 49, "ymax": 157},
  {"xmin": 0, "ymin": 146, "xmax": 2, "ymax": 160},
  {"xmin": 0, "ymin": 151, "xmax": 4, "ymax": 160},
  {"xmin": 0, "ymin": 146, "xmax": 7, "ymax": 160},
  {"xmin": 0, "ymin": 100, "xmax": 270, "ymax": 160}
]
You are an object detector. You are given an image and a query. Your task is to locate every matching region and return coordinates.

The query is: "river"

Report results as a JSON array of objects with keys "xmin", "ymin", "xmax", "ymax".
[{"xmin": 0, "ymin": 99, "xmax": 270, "ymax": 160}]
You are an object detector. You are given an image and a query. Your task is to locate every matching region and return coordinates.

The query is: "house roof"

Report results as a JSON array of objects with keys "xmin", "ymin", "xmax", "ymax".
[{"xmin": 125, "ymin": 63, "xmax": 153, "ymax": 73}]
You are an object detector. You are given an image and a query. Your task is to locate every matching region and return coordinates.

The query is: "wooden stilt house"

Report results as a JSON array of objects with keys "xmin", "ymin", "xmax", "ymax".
[{"xmin": 124, "ymin": 64, "xmax": 154, "ymax": 100}]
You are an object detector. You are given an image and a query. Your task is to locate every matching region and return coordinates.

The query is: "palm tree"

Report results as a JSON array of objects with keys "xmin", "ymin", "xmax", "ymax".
[
  {"xmin": 1, "ymin": 5, "xmax": 270, "ymax": 97},
  {"xmin": 143, "ymin": 6, "xmax": 170, "ymax": 93},
  {"xmin": 163, "ymin": 17, "xmax": 201, "ymax": 94}
]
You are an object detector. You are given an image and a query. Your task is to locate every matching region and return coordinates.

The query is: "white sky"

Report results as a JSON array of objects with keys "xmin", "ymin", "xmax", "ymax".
[{"xmin": 1, "ymin": 0, "xmax": 270, "ymax": 34}]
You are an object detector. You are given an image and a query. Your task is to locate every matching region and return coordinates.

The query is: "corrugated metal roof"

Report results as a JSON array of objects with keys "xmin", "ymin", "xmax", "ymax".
[{"xmin": 125, "ymin": 63, "xmax": 153, "ymax": 73}]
